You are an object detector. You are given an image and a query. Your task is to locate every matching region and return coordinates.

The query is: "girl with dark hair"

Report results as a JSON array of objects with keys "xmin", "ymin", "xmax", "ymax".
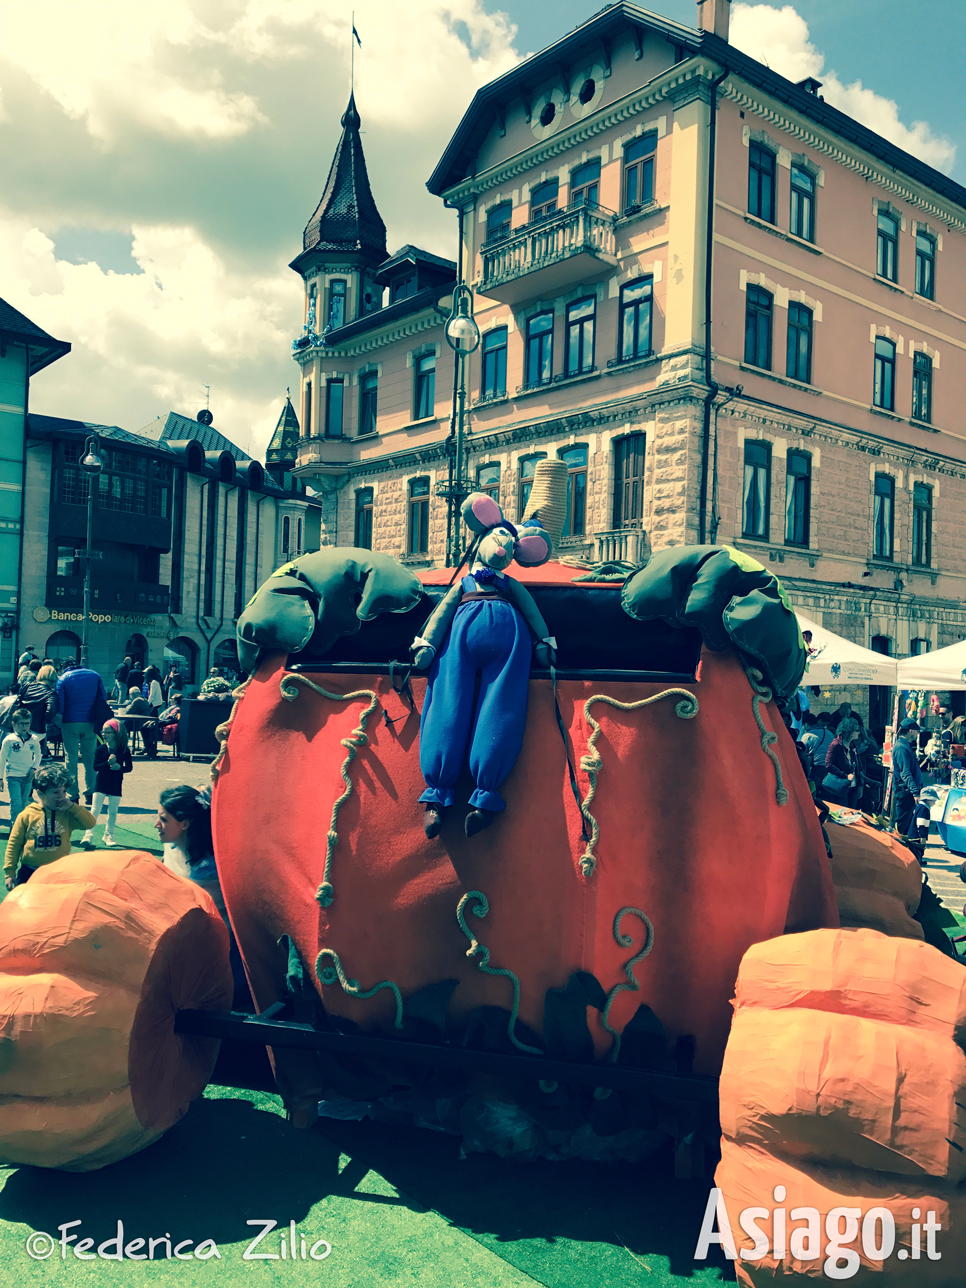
[
  {"xmin": 143, "ymin": 666, "xmax": 164, "ymax": 713},
  {"xmin": 155, "ymin": 784, "xmax": 250, "ymax": 1006}
]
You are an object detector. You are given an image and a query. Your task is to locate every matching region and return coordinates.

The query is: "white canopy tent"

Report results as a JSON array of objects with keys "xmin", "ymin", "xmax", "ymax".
[
  {"xmin": 796, "ymin": 614, "xmax": 899, "ymax": 687},
  {"xmin": 896, "ymin": 640, "xmax": 966, "ymax": 691}
]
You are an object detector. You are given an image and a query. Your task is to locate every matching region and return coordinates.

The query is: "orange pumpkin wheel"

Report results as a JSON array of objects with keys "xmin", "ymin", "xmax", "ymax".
[
  {"xmin": 825, "ymin": 818, "xmax": 923, "ymax": 939},
  {"xmin": 0, "ymin": 851, "xmax": 232, "ymax": 1171},
  {"xmin": 716, "ymin": 928, "xmax": 966, "ymax": 1285}
]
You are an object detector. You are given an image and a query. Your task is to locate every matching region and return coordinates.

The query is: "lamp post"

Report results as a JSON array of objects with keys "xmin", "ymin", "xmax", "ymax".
[
  {"xmin": 442, "ymin": 283, "xmax": 480, "ymax": 566},
  {"xmin": 77, "ymin": 435, "xmax": 103, "ymax": 669}
]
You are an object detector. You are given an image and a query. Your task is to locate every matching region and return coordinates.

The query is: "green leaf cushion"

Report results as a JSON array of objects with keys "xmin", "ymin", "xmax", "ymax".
[{"xmin": 621, "ymin": 545, "xmax": 805, "ymax": 705}]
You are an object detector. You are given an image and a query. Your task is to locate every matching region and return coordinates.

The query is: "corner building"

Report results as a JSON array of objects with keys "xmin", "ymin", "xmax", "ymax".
[{"xmin": 292, "ymin": 1, "xmax": 966, "ymax": 733}]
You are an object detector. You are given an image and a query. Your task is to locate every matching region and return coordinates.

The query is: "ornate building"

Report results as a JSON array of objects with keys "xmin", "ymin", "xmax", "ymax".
[{"xmin": 291, "ymin": 0, "xmax": 966, "ymax": 731}]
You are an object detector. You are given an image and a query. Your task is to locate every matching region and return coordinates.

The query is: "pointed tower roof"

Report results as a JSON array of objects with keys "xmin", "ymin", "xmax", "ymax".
[
  {"xmin": 300, "ymin": 94, "xmax": 388, "ymax": 264},
  {"xmin": 266, "ymin": 395, "xmax": 300, "ymax": 468}
]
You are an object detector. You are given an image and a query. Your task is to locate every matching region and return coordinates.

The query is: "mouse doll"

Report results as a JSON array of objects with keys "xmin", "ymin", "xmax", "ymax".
[{"xmin": 411, "ymin": 492, "xmax": 555, "ymax": 839}]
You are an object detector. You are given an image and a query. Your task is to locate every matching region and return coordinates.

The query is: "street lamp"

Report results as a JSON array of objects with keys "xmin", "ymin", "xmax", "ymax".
[
  {"xmin": 77, "ymin": 434, "xmax": 103, "ymax": 669},
  {"xmin": 442, "ymin": 283, "xmax": 480, "ymax": 565}
]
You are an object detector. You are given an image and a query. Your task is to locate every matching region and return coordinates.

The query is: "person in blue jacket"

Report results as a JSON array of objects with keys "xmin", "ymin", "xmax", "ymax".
[{"xmin": 55, "ymin": 659, "xmax": 109, "ymax": 803}]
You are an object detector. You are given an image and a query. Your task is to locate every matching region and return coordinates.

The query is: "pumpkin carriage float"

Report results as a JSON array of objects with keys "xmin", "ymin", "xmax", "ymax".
[{"xmin": 0, "ymin": 485, "xmax": 963, "ymax": 1282}]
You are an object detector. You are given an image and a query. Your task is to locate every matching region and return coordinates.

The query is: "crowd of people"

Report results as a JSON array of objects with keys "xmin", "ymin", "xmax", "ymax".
[{"xmin": 792, "ymin": 695, "xmax": 966, "ymax": 846}]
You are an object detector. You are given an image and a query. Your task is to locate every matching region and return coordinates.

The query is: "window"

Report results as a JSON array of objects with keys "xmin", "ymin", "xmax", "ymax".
[
  {"xmin": 786, "ymin": 303, "xmax": 813, "ymax": 383},
  {"xmin": 391, "ymin": 275, "xmax": 417, "ymax": 302},
  {"xmin": 570, "ymin": 159, "xmax": 600, "ymax": 208},
  {"xmin": 744, "ymin": 286, "xmax": 773, "ymax": 369},
  {"xmin": 566, "ymin": 297, "xmax": 595, "ymax": 375},
  {"xmin": 477, "ymin": 463, "xmax": 500, "ymax": 501},
  {"xmin": 517, "ymin": 455, "xmax": 545, "ymax": 518},
  {"xmin": 408, "ymin": 478, "xmax": 430, "ymax": 554},
  {"xmin": 873, "ymin": 336, "xmax": 895, "ymax": 410},
  {"xmin": 560, "ymin": 446, "xmax": 588, "ymax": 538},
  {"xmin": 873, "ymin": 474, "xmax": 894, "ymax": 559},
  {"xmin": 623, "ymin": 133, "xmax": 656, "ymax": 211},
  {"xmin": 912, "ymin": 482, "xmax": 932, "ymax": 567},
  {"xmin": 354, "ymin": 488, "xmax": 373, "ymax": 549},
  {"xmin": 485, "ymin": 202, "xmax": 511, "ymax": 243},
  {"xmin": 619, "ymin": 277, "xmax": 653, "ymax": 362},
  {"xmin": 910, "ymin": 638, "xmax": 931, "ymax": 656},
  {"xmin": 784, "ymin": 452, "xmax": 811, "ymax": 547},
  {"xmin": 297, "ymin": 518, "xmax": 302, "ymax": 554},
  {"xmin": 414, "ymin": 354, "xmax": 436, "ymax": 419},
  {"xmin": 282, "ymin": 515, "xmax": 290, "ymax": 554},
  {"xmin": 359, "ymin": 372, "xmax": 378, "ymax": 435},
  {"xmin": 915, "ymin": 232, "xmax": 936, "ymax": 299},
  {"xmin": 56, "ymin": 545, "xmax": 77, "ymax": 577},
  {"xmin": 789, "ymin": 165, "xmax": 815, "ymax": 241},
  {"xmin": 876, "ymin": 212, "xmax": 898, "ymax": 282},
  {"xmin": 912, "ymin": 351, "xmax": 932, "ymax": 423},
  {"xmin": 530, "ymin": 179, "xmax": 558, "ymax": 222},
  {"xmin": 480, "ymin": 327, "xmax": 507, "ymax": 400},
  {"xmin": 303, "ymin": 381, "xmax": 312, "ymax": 437},
  {"xmin": 525, "ymin": 312, "xmax": 553, "ymax": 387},
  {"xmin": 742, "ymin": 441, "xmax": 771, "ymax": 539},
  {"xmin": 327, "ymin": 279, "xmax": 346, "ymax": 329},
  {"xmin": 748, "ymin": 144, "xmax": 776, "ymax": 223},
  {"xmin": 325, "ymin": 378, "xmax": 344, "ymax": 436},
  {"xmin": 613, "ymin": 433, "xmax": 645, "ymax": 528},
  {"xmin": 150, "ymin": 483, "xmax": 169, "ymax": 518}
]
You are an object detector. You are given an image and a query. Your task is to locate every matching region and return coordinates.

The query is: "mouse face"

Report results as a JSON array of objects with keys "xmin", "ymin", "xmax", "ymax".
[{"xmin": 477, "ymin": 524, "xmax": 517, "ymax": 572}]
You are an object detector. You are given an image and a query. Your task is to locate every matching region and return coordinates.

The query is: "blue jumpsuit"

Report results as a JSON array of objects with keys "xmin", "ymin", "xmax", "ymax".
[{"xmin": 418, "ymin": 575, "xmax": 532, "ymax": 813}]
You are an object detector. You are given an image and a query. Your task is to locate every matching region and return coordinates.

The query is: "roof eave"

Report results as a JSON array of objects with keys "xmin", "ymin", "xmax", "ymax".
[{"xmin": 426, "ymin": 1, "xmax": 699, "ymax": 195}]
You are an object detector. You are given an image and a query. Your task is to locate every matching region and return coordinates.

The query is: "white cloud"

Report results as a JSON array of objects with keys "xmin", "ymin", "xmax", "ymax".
[
  {"xmin": 731, "ymin": 3, "xmax": 956, "ymax": 174},
  {"xmin": 0, "ymin": 0, "xmax": 520, "ymax": 457}
]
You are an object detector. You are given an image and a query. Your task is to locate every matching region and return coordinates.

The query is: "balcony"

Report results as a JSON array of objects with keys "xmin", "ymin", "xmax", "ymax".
[
  {"xmin": 293, "ymin": 435, "xmax": 356, "ymax": 477},
  {"xmin": 478, "ymin": 205, "xmax": 618, "ymax": 305},
  {"xmin": 594, "ymin": 527, "xmax": 646, "ymax": 567},
  {"xmin": 48, "ymin": 577, "xmax": 171, "ymax": 614}
]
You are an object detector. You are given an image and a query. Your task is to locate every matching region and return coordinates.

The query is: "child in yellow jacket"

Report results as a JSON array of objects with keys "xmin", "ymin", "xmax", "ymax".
[{"xmin": 4, "ymin": 764, "xmax": 96, "ymax": 889}]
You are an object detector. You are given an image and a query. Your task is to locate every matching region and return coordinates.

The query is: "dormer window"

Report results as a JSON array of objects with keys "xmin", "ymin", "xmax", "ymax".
[{"xmin": 392, "ymin": 275, "xmax": 417, "ymax": 302}]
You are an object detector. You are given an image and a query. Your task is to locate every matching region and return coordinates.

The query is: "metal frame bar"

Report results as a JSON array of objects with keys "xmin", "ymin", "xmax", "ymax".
[
  {"xmin": 285, "ymin": 662, "xmax": 698, "ymax": 684},
  {"xmin": 176, "ymin": 1008, "xmax": 718, "ymax": 1103}
]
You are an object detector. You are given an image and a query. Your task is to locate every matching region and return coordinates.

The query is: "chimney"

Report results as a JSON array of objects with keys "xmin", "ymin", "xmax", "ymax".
[{"xmin": 697, "ymin": 0, "xmax": 730, "ymax": 41}]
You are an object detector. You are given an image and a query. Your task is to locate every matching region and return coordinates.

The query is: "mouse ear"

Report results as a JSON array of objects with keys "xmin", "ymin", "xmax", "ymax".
[
  {"xmin": 514, "ymin": 518, "xmax": 553, "ymax": 567},
  {"xmin": 461, "ymin": 492, "xmax": 504, "ymax": 535}
]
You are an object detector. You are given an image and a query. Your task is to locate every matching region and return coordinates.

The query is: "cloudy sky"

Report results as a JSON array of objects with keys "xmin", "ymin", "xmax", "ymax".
[{"xmin": 1, "ymin": 0, "xmax": 961, "ymax": 459}]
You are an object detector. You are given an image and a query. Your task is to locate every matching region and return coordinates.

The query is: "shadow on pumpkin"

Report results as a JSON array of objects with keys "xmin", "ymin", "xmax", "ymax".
[{"xmin": 0, "ymin": 1093, "xmax": 417, "ymax": 1248}]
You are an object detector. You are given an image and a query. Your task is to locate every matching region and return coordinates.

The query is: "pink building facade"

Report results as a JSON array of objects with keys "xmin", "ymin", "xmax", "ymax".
[{"xmin": 289, "ymin": 1, "xmax": 966, "ymax": 730}]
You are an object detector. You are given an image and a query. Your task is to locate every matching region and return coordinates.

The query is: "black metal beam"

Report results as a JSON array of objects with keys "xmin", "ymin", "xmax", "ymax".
[{"xmin": 176, "ymin": 1009, "xmax": 719, "ymax": 1103}]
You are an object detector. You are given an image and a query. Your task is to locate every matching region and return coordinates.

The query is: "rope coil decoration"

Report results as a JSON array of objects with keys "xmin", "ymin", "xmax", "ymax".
[
  {"xmin": 315, "ymin": 948, "xmax": 404, "ymax": 1029},
  {"xmin": 210, "ymin": 677, "xmax": 252, "ymax": 781},
  {"xmin": 279, "ymin": 672, "xmax": 380, "ymax": 907},
  {"xmin": 457, "ymin": 890, "xmax": 542, "ymax": 1055},
  {"xmin": 743, "ymin": 665, "xmax": 789, "ymax": 806},
  {"xmin": 600, "ymin": 907, "xmax": 655, "ymax": 1063},
  {"xmin": 578, "ymin": 688, "xmax": 699, "ymax": 877}
]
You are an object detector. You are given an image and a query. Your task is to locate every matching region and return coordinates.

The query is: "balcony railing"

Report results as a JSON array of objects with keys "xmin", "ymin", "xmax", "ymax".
[
  {"xmin": 49, "ymin": 577, "xmax": 171, "ymax": 613},
  {"xmin": 479, "ymin": 205, "xmax": 618, "ymax": 305},
  {"xmin": 593, "ymin": 527, "xmax": 646, "ymax": 566}
]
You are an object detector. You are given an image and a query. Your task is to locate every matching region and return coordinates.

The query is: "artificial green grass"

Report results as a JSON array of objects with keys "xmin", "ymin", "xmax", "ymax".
[{"xmin": 0, "ymin": 1087, "xmax": 731, "ymax": 1285}]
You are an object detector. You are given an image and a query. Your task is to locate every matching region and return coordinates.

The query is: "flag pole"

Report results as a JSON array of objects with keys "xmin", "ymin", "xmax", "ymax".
[{"xmin": 351, "ymin": 11, "xmax": 355, "ymax": 94}]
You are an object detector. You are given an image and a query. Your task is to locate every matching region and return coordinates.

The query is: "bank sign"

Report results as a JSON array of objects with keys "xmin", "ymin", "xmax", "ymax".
[{"xmin": 32, "ymin": 607, "xmax": 171, "ymax": 634}]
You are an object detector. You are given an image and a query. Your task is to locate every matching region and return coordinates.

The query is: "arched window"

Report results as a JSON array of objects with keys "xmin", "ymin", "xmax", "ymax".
[
  {"xmin": 297, "ymin": 518, "xmax": 303, "ymax": 554},
  {"xmin": 282, "ymin": 515, "xmax": 290, "ymax": 553},
  {"xmin": 560, "ymin": 446, "xmax": 588, "ymax": 537},
  {"xmin": 213, "ymin": 638, "xmax": 239, "ymax": 680},
  {"xmin": 125, "ymin": 633, "xmax": 148, "ymax": 666},
  {"xmin": 164, "ymin": 636, "xmax": 198, "ymax": 685},
  {"xmin": 45, "ymin": 630, "xmax": 81, "ymax": 667}
]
